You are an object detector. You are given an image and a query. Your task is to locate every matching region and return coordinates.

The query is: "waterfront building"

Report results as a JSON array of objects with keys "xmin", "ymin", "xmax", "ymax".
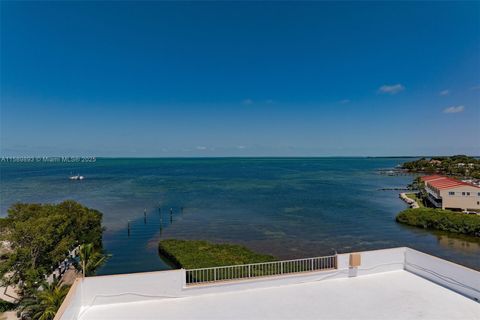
[
  {"xmin": 421, "ymin": 175, "xmax": 480, "ymax": 211},
  {"xmin": 54, "ymin": 247, "xmax": 480, "ymax": 320}
]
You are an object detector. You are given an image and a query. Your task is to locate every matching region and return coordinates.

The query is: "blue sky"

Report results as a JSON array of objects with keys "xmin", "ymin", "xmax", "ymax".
[{"xmin": 1, "ymin": 1, "xmax": 479, "ymax": 157}]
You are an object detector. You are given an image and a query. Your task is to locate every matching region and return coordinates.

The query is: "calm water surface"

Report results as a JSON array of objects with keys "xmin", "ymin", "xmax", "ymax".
[{"xmin": 1, "ymin": 158, "xmax": 479, "ymax": 274}]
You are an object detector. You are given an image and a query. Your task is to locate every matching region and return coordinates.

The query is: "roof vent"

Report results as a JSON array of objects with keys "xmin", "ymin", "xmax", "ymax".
[{"xmin": 349, "ymin": 253, "xmax": 361, "ymax": 268}]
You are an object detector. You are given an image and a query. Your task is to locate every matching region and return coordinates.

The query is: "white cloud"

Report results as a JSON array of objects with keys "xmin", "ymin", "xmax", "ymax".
[
  {"xmin": 339, "ymin": 99, "xmax": 350, "ymax": 104},
  {"xmin": 242, "ymin": 99, "xmax": 253, "ymax": 105},
  {"xmin": 237, "ymin": 145, "xmax": 246, "ymax": 149},
  {"xmin": 443, "ymin": 105, "xmax": 464, "ymax": 114},
  {"xmin": 439, "ymin": 90, "xmax": 450, "ymax": 96},
  {"xmin": 378, "ymin": 84, "xmax": 405, "ymax": 95},
  {"xmin": 196, "ymin": 146, "xmax": 207, "ymax": 150}
]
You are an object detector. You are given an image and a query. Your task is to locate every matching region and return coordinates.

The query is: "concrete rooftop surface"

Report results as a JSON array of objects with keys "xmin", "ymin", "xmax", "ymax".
[
  {"xmin": 78, "ymin": 270, "xmax": 479, "ymax": 320},
  {"xmin": 56, "ymin": 247, "xmax": 480, "ymax": 320}
]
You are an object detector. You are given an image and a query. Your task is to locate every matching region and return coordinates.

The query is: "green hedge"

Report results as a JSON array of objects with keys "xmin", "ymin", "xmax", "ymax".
[
  {"xmin": 396, "ymin": 208, "xmax": 480, "ymax": 236},
  {"xmin": 158, "ymin": 239, "xmax": 276, "ymax": 269}
]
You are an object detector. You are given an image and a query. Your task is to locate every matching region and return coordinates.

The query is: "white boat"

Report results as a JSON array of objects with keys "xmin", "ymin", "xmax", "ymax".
[{"xmin": 69, "ymin": 174, "xmax": 84, "ymax": 180}]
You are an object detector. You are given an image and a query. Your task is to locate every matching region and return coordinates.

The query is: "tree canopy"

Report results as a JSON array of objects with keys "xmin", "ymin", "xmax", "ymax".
[{"xmin": 0, "ymin": 200, "xmax": 103, "ymax": 291}]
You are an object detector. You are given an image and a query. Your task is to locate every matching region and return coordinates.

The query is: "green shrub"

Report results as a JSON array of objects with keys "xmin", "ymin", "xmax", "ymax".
[{"xmin": 396, "ymin": 208, "xmax": 480, "ymax": 236}]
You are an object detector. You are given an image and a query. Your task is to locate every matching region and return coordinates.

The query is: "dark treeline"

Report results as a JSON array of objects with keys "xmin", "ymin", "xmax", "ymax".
[{"xmin": 402, "ymin": 155, "xmax": 480, "ymax": 178}]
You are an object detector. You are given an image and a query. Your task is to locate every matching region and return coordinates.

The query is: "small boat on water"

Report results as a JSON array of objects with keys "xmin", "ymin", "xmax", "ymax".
[{"xmin": 69, "ymin": 174, "xmax": 84, "ymax": 180}]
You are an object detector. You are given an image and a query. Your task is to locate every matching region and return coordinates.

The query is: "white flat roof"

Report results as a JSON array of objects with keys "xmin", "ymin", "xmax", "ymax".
[{"xmin": 78, "ymin": 270, "xmax": 479, "ymax": 320}]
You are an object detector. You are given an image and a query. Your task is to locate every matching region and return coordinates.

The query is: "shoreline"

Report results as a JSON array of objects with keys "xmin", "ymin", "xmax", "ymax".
[{"xmin": 399, "ymin": 192, "xmax": 419, "ymax": 209}]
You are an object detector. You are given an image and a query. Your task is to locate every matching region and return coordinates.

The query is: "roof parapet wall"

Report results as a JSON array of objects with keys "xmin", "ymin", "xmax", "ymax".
[{"xmin": 55, "ymin": 247, "xmax": 480, "ymax": 320}]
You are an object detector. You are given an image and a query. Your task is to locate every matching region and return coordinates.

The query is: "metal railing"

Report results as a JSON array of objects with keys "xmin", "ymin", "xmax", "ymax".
[{"xmin": 185, "ymin": 255, "xmax": 337, "ymax": 286}]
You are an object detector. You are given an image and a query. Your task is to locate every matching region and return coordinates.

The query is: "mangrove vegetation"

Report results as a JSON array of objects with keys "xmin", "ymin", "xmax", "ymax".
[
  {"xmin": 158, "ymin": 239, "xmax": 276, "ymax": 269},
  {"xmin": 396, "ymin": 208, "xmax": 480, "ymax": 237}
]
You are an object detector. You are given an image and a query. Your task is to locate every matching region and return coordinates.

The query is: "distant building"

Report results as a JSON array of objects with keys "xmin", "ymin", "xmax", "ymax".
[{"xmin": 421, "ymin": 175, "xmax": 480, "ymax": 211}]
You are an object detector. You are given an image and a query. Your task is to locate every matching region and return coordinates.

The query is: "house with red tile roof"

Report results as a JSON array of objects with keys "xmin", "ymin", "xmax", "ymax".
[{"xmin": 421, "ymin": 175, "xmax": 480, "ymax": 211}]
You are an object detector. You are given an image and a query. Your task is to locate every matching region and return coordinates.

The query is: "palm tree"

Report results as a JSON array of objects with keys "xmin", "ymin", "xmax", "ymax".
[
  {"xmin": 78, "ymin": 243, "xmax": 108, "ymax": 277},
  {"xmin": 20, "ymin": 280, "xmax": 69, "ymax": 320}
]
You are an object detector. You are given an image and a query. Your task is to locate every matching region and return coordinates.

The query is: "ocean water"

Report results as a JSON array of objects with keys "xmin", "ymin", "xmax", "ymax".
[{"xmin": 1, "ymin": 157, "xmax": 479, "ymax": 274}]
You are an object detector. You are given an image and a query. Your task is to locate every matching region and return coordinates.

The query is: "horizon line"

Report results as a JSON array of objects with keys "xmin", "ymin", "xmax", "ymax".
[{"xmin": 1, "ymin": 155, "xmax": 479, "ymax": 160}]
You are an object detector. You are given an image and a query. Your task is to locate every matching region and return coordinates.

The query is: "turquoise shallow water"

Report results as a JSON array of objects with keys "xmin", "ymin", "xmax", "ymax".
[{"xmin": 1, "ymin": 157, "xmax": 479, "ymax": 274}]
